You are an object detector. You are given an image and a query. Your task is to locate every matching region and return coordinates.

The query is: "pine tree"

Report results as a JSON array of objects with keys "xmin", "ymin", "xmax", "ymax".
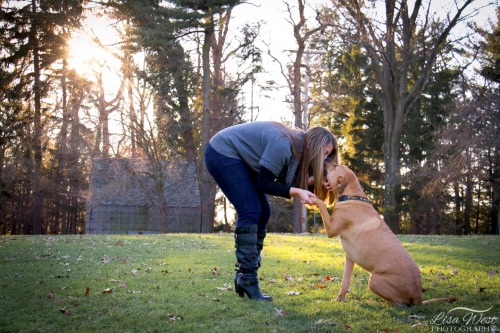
[{"xmin": 1, "ymin": 0, "xmax": 85, "ymax": 234}]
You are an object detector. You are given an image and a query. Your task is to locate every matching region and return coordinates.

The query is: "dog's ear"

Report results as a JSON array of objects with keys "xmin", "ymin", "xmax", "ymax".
[
  {"xmin": 338, "ymin": 172, "xmax": 354, "ymax": 194},
  {"xmin": 337, "ymin": 176, "xmax": 346, "ymax": 194}
]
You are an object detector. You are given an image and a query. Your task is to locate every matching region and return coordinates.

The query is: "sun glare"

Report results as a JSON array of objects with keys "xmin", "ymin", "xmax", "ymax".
[{"xmin": 67, "ymin": 17, "xmax": 121, "ymax": 76}]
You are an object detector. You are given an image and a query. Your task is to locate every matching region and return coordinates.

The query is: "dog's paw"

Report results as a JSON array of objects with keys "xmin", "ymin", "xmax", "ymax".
[
  {"xmin": 310, "ymin": 197, "xmax": 322, "ymax": 205},
  {"xmin": 335, "ymin": 294, "xmax": 347, "ymax": 302}
]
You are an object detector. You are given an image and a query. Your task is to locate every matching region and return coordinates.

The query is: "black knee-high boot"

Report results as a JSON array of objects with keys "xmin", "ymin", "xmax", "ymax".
[{"xmin": 234, "ymin": 225, "xmax": 272, "ymax": 301}]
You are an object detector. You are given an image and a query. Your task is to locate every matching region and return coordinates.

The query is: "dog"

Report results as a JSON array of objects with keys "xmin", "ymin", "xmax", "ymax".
[{"xmin": 311, "ymin": 159, "xmax": 455, "ymax": 306}]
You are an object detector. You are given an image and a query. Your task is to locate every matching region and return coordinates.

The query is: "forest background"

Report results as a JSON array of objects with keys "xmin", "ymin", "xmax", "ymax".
[{"xmin": 0, "ymin": 0, "xmax": 499, "ymax": 236}]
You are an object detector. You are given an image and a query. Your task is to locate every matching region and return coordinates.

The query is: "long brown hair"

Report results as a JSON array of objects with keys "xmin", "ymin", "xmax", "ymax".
[{"xmin": 295, "ymin": 127, "xmax": 339, "ymax": 201}]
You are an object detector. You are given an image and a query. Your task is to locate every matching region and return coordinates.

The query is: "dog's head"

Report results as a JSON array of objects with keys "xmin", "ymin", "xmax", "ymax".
[{"xmin": 323, "ymin": 158, "xmax": 356, "ymax": 197}]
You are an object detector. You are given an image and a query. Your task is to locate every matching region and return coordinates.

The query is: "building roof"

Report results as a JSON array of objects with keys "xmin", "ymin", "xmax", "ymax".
[{"xmin": 87, "ymin": 158, "xmax": 200, "ymax": 208}]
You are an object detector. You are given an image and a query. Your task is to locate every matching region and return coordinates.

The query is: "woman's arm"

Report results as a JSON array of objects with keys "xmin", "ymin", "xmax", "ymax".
[
  {"xmin": 289, "ymin": 187, "xmax": 316, "ymax": 205},
  {"xmin": 257, "ymin": 167, "xmax": 316, "ymax": 204},
  {"xmin": 256, "ymin": 167, "xmax": 291, "ymax": 198}
]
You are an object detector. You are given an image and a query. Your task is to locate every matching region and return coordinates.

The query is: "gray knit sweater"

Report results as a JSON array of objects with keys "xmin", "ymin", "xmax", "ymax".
[{"xmin": 209, "ymin": 121, "xmax": 305, "ymax": 186}]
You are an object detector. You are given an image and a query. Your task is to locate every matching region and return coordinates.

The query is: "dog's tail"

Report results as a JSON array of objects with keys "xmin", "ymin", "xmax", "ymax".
[{"xmin": 422, "ymin": 297, "xmax": 458, "ymax": 305}]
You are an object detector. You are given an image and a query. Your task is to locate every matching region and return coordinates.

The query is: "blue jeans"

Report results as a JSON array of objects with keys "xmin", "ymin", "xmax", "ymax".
[{"xmin": 204, "ymin": 143, "xmax": 271, "ymax": 231}]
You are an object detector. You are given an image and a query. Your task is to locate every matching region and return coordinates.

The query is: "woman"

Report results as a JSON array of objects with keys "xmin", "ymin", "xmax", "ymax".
[{"xmin": 204, "ymin": 121, "xmax": 339, "ymax": 301}]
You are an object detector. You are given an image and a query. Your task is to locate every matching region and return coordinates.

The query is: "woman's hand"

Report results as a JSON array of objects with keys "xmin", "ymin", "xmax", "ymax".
[{"xmin": 290, "ymin": 187, "xmax": 317, "ymax": 205}]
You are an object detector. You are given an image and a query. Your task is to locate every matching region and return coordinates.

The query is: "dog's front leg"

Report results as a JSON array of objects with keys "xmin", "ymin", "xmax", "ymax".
[
  {"xmin": 336, "ymin": 255, "xmax": 354, "ymax": 302},
  {"xmin": 310, "ymin": 198, "xmax": 338, "ymax": 237}
]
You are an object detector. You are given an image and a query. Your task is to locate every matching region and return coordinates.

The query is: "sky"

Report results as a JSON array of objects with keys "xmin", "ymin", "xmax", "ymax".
[
  {"xmin": 227, "ymin": 0, "xmax": 498, "ymax": 123},
  {"xmin": 68, "ymin": 0, "xmax": 498, "ymax": 125},
  {"xmin": 230, "ymin": 0, "xmax": 323, "ymax": 123}
]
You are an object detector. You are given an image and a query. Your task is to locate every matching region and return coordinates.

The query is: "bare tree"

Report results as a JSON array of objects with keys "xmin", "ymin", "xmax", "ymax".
[
  {"xmin": 284, "ymin": 0, "xmax": 326, "ymax": 233},
  {"xmin": 332, "ymin": 0, "xmax": 483, "ymax": 232},
  {"xmin": 424, "ymin": 86, "xmax": 500, "ymax": 234},
  {"xmin": 90, "ymin": 65, "xmax": 124, "ymax": 158}
]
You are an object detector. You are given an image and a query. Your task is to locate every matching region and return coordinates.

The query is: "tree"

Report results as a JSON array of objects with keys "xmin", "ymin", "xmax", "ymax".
[
  {"xmin": 271, "ymin": 0, "xmax": 326, "ymax": 233},
  {"xmin": 108, "ymin": 0, "xmax": 246, "ymax": 232},
  {"xmin": 1, "ymin": 0, "xmax": 85, "ymax": 234},
  {"xmin": 401, "ymin": 67, "xmax": 460, "ymax": 234},
  {"xmin": 310, "ymin": 40, "xmax": 385, "ymax": 207},
  {"xmin": 421, "ymin": 6, "xmax": 499, "ymax": 235},
  {"xmin": 331, "ymin": 0, "xmax": 480, "ymax": 232}
]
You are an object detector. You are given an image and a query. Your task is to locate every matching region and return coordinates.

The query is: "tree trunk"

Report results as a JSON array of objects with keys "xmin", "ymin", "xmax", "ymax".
[
  {"xmin": 454, "ymin": 182, "xmax": 462, "ymax": 235},
  {"xmin": 336, "ymin": 0, "xmax": 475, "ymax": 234},
  {"xmin": 464, "ymin": 149, "xmax": 473, "ymax": 235},
  {"xmin": 490, "ymin": 145, "xmax": 500, "ymax": 235},
  {"xmin": 58, "ymin": 47, "xmax": 69, "ymax": 235},
  {"xmin": 287, "ymin": 0, "xmax": 323, "ymax": 233},
  {"xmin": 382, "ymin": 102, "xmax": 403, "ymax": 233},
  {"xmin": 30, "ymin": 0, "xmax": 42, "ymax": 235},
  {"xmin": 200, "ymin": 13, "xmax": 216, "ymax": 233}
]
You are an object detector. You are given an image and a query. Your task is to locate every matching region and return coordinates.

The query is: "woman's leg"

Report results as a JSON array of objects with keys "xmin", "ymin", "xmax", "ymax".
[
  {"xmin": 205, "ymin": 144, "xmax": 271, "ymax": 301},
  {"xmin": 205, "ymin": 144, "xmax": 262, "ymax": 227}
]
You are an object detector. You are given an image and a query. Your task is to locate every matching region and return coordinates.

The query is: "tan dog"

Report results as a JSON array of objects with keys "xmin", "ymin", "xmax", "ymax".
[{"xmin": 311, "ymin": 159, "xmax": 454, "ymax": 306}]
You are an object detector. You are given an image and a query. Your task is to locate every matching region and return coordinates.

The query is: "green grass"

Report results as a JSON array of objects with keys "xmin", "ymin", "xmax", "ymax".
[{"xmin": 0, "ymin": 234, "xmax": 498, "ymax": 332}]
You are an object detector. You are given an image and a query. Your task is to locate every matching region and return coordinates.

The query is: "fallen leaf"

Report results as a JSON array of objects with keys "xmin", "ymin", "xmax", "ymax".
[
  {"xmin": 85, "ymin": 287, "xmax": 90, "ymax": 296},
  {"xmin": 168, "ymin": 315, "xmax": 183, "ymax": 322},
  {"xmin": 409, "ymin": 314, "xmax": 425, "ymax": 320},
  {"xmin": 478, "ymin": 287, "xmax": 486, "ymax": 292},
  {"xmin": 487, "ymin": 270, "xmax": 496, "ymax": 277},
  {"xmin": 286, "ymin": 290, "xmax": 301, "ymax": 296},
  {"xmin": 101, "ymin": 256, "xmax": 111, "ymax": 264},
  {"xmin": 412, "ymin": 323, "xmax": 427, "ymax": 328},
  {"xmin": 48, "ymin": 290, "xmax": 55, "ymax": 300},
  {"xmin": 315, "ymin": 282, "xmax": 327, "ymax": 289},
  {"xmin": 451, "ymin": 269, "xmax": 459, "ymax": 275},
  {"xmin": 274, "ymin": 308, "xmax": 288, "ymax": 316},
  {"xmin": 216, "ymin": 283, "xmax": 232, "ymax": 291},
  {"xmin": 101, "ymin": 288, "xmax": 113, "ymax": 294},
  {"xmin": 131, "ymin": 269, "xmax": 139, "ymax": 276},
  {"xmin": 211, "ymin": 267, "xmax": 220, "ymax": 275},
  {"xmin": 58, "ymin": 308, "xmax": 72, "ymax": 316}
]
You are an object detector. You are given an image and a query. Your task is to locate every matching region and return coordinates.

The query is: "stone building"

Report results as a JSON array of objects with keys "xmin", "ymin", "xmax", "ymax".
[{"xmin": 85, "ymin": 158, "xmax": 201, "ymax": 234}]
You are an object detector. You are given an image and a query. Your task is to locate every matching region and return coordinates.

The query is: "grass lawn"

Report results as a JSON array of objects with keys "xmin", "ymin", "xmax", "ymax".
[{"xmin": 0, "ymin": 233, "xmax": 498, "ymax": 332}]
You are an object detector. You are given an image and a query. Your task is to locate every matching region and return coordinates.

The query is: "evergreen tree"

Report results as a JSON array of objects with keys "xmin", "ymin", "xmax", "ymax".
[
  {"xmin": 310, "ymin": 41, "xmax": 384, "ymax": 207},
  {"xmin": 1, "ymin": 0, "xmax": 85, "ymax": 234}
]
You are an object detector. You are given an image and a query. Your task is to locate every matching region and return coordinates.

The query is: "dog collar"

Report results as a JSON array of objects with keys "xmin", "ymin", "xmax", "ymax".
[{"xmin": 338, "ymin": 195, "xmax": 370, "ymax": 203}]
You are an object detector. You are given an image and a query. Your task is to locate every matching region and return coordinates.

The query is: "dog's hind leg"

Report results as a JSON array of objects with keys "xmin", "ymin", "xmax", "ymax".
[
  {"xmin": 336, "ymin": 255, "xmax": 354, "ymax": 302},
  {"xmin": 368, "ymin": 274, "xmax": 414, "ymax": 306}
]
